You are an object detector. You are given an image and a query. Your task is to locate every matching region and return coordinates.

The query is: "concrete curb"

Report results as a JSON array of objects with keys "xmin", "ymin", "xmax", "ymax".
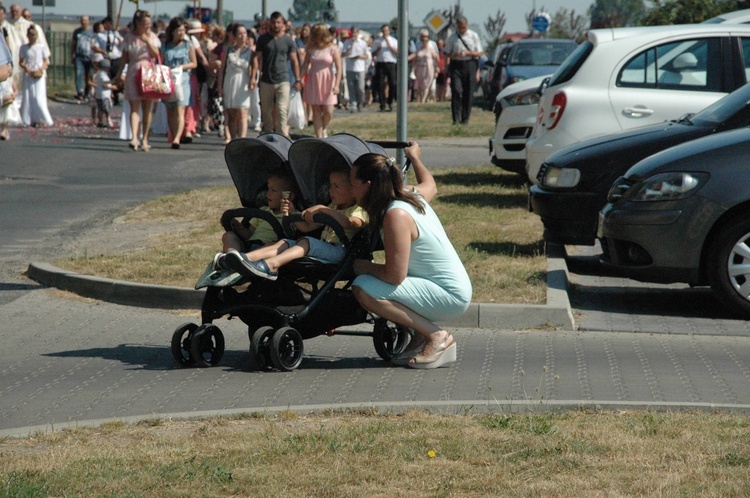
[{"xmin": 26, "ymin": 244, "xmax": 576, "ymax": 330}]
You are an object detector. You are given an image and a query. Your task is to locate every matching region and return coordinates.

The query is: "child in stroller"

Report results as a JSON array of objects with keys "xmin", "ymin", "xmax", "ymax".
[
  {"xmin": 171, "ymin": 133, "xmax": 412, "ymax": 371},
  {"xmin": 221, "ymin": 166, "xmax": 368, "ymax": 281},
  {"xmin": 214, "ymin": 171, "xmax": 299, "ymax": 270}
]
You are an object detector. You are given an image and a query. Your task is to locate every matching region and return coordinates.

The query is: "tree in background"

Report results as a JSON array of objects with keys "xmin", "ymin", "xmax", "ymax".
[
  {"xmin": 483, "ymin": 10, "xmax": 507, "ymax": 55},
  {"xmin": 548, "ymin": 8, "xmax": 589, "ymax": 41},
  {"xmin": 288, "ymin": 0, "xmax": 338, "ymax": 23},
  {"xmin": 440, "ymin": 3, "xmax": 464, "ymax": 28},
  {"xmin": 588, "ymin": 0, "xmax": 648, "ymax": 28},
  {"xmin": 642, "ymin": 0, "xmax": 735, "ymax": 25}
]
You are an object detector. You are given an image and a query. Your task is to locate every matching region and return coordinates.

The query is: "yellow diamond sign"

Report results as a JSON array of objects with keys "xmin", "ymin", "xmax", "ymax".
[{"xmin": 424, "ymin": 11, "xmax": 448, "ymax": 34}]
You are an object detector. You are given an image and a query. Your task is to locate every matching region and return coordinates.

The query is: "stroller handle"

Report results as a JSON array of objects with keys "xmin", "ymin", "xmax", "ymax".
[
  {"xmin": 368, "ymin": 140, "xmax": 410, "ymax": 149},
  {"xmin": 367, "ymin": 141, "xmax": 412, "ymax": 174}
]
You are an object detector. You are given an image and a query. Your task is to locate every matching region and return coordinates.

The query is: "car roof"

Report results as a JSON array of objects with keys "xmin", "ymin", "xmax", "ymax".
[
  {"xmin": 588, "ymin": 23, "xmax": 750, "ymax": 45},
  {"xmin": 703, "ymin": 8, "xmax": 750, "ymax": 24}
]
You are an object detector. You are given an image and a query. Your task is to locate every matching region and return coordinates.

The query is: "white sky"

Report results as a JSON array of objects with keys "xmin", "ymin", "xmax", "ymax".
[{"xmin": 21, "ymin": 0, "xmax": 594, "ymax": 35}]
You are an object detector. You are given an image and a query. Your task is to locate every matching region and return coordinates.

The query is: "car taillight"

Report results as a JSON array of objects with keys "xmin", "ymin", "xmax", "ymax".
[{"xmin": 544, "ymin": 92, "xmax": 566, "ymax": 130}]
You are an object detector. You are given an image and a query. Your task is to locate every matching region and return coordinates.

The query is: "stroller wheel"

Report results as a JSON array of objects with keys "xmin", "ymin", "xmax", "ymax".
[
  {"xmin": 270, "ymin": 327, "xmax": 304, "ymax": 371},
  {"xmin": 250, "ymin": 326, "xmax": 275, "ymax": 371},
  {"xmin": 372, "ymin": 319, "xmax": 410, "ymax": 361},
  {"xmin": 190, "ymin": 324, "xmax": 225, "ymax": 367},
  {"xmin": 171, "ymin": 322, "xmax": 198, "ymax": 367}
]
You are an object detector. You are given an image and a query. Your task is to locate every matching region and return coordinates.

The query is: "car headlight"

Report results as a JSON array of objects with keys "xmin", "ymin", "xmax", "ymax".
[
  {"xmin": 540, "ymin": 166, "xmax": 581, "ymax": 188},
  {"xmin": 625, "ymin": 172, "xmax": 708, "ymax": 202},
  {"xmin": 501, "ymin": 88, "xmax": 540, "ymax": 108}
]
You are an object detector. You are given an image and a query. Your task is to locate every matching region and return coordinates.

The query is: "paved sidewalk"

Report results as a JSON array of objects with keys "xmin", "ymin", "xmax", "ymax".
[{"xmin": 2, "ymin": 287, "xmax": 750, "ymax": 438}]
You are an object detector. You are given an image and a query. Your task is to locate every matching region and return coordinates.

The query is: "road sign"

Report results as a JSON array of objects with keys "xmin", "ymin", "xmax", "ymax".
[
  {"xmin": 532, "ymin": 13, "xmax": 551, "ymax": 33},
  {"xmin": 423, "ymin": 10, "xmax": 448, "ymax": 34},
  {"xmin": 32, "ymin": 0, "xmax": 55, "ymax": 6}
]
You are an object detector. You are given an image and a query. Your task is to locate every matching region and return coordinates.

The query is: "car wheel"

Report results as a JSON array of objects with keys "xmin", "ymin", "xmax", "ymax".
[{"xmin": 708, "ymin": 216, "xmax": 750, "ymax": 318}]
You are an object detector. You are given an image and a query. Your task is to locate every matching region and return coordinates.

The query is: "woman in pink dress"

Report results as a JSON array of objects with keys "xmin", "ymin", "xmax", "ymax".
[
  {"xmin": 408, "ymin": 30, "xmax": 438, "ymax": 104},
  {"xmin": 118, "ymin": 9, "xmax": 161, "ymax": 152},
  {"xmin": 300, "ymin": 23, "xmax": 341, "ymax": 138}
]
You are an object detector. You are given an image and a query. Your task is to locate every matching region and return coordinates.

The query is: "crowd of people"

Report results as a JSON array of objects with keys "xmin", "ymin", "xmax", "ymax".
[{"xmin": 0, "ymin": 7, "xmax": 484, "ymax": 147}]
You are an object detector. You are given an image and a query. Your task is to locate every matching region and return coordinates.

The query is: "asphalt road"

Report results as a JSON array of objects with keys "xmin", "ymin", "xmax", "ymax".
[{"xmin": 0, "ymin": 100, "xmax": 492, "ymax": 306}]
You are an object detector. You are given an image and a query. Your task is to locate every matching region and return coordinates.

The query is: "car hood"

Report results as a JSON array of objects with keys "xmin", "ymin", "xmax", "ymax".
[
  {"xmin": 542, "ymin": 120, "xmax": 712, "ymax": 192},
  {"xmin": 496, "ymin": 75, "xmax": 547, "ymax": 102},
  {"xmin": 626, "ymin": 127, "xmax": 750, "ymax": 180}
]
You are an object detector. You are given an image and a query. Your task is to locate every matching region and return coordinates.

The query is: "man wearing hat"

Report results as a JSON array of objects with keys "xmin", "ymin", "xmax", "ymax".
[{"xmin": 93, "ymin": 16, "xmax": 123, "ymax": 104}]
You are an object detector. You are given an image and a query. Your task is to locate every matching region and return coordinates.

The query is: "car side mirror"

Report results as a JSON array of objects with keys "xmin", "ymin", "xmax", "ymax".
[{"xmin": 537, "ymin": 76, "xmax": 550, "ymax": 95}]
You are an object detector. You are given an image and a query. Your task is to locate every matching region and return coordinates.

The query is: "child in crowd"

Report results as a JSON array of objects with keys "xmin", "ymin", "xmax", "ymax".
[
  {"xmin": 0, "ymin": 75, "xmax": 20, "ymax": 140},
  {"xmin": 92, "ymin": 58, "xmax": 116, "ymax": 127},
  {"xmin": 214, "ymin": 172, "xmax": 298, "ymax": 270},
  {"xmin": 223, "ymin": 168, "xmax": 368, "ymax": 281}
]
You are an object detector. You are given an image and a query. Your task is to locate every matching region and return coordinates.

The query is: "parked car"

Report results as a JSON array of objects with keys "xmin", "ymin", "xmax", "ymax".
[
  {"xmin": 480, "ymin": 43, "xmax": 509, "ymax": 106},
  {"xmin": 598, "ymin": 127, "xmax": 750, "ymax": 317},
  {"xmin": 489, "ymin": 75, "xmax": 547, "ymax": 175},
  {"xmin": 483, "ymin": 39, "xmax": 577, "ymax": 107},
  {"xmin": 526, "ymin": 24, "xmax": 750, "ymax": 182},
  {"xmin": 529, "ymin": 83, "xmax": 750, "ymax": 245}
]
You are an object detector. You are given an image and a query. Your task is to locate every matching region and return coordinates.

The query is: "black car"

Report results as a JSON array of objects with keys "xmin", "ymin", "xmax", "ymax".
[
  {"xmin": 598, "ymin": 127, "xmax": 750, "ymax": 317},
  {"xmin": 529, "ymin": 83, "xmax": 750, "ymax": 246}
]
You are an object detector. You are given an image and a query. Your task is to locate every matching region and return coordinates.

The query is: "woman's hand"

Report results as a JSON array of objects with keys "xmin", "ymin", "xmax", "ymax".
[{"xmin": 404, "ymin": 141, "xmax": 421, "ymax": 162}]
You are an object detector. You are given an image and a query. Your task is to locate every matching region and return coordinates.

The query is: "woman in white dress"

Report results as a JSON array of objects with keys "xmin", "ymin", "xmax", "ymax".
[
  {"xmin": 18, "ymin": 25, "xmax": 53, "ymax": 127},
  {"xmin": 217, "ymin": 23, "xmax": 252, "ymax": 144}
]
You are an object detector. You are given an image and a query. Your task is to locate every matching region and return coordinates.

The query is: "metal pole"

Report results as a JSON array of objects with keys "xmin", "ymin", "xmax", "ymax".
[
  {"xmin": 262, "ymin": 0, "xmax": 267, "ymax": 18},
  {"xmin": 396, "ymin": 0, "xmax": 408, "ymax": 164},
  {"xmin": 216, "ymin": 0, "xmax": 223, "ymax": 25}
]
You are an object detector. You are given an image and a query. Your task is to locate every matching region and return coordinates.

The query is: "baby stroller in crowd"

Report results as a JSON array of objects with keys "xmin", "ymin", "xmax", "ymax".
[{"xmin": 171, "ymin": 133, "xmax": 412, "ymax": 371}]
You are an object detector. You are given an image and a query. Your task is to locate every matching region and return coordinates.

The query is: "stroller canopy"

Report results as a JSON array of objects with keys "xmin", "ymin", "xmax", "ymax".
[
  {"xmin": 224, "ymin": 134, "xmax": 294, "ymax": 208},
  {"xmin": 288, "ymin": 133, "xmax": 388, "ymax": 208}
]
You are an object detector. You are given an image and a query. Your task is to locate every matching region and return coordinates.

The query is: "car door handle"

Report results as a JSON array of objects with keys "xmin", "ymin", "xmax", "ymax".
[{"xmin": 623, "ymin": 106, "xmax": 655, "ymax": 117}]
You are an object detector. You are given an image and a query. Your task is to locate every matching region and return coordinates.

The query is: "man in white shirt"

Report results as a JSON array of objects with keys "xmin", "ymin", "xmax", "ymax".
[
  {"xmin": 343, "ymin": 26, "xmax": 368, "ymax": 112},
  {"xmin": 71, "ymin": 15, "xmax": 94, "ymax": 101},
  {"xmin": 445, "ymin": 16, "xmax": 483, "ymax": 125},
  {"xmin": 371, "ymin": 24, "xmax": 398, "ymax": 112},
  {"xmin": 93, "ymin": 16, "xmax": 124, "ymax": 105}
]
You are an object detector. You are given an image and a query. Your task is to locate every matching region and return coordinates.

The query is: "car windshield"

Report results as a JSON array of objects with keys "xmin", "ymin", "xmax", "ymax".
[
  {"xmin": 548, "ymin": 40, "xmax": 593, "ymax": 87},
  {"xmin": 508, "ymin": 42, "xmax": 576, "ymax": 66},
  {"xmin": 690, "ymin": 83, "xmax": 750, "ymax": 126}
]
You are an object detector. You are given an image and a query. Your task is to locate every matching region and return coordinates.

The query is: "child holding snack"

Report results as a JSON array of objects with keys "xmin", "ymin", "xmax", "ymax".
[
  {"xmin": 213, "ymin": 172, "xmax": 297, "ymax": 270},
  {"xmin": 223, "ymin": 167, "xmax": 368, "ymax": 281}
]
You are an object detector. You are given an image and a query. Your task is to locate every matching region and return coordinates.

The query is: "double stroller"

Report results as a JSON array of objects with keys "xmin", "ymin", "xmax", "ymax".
[{"xmin": 171, "ymin": 133, "xmax": 411, "ymax": 371}]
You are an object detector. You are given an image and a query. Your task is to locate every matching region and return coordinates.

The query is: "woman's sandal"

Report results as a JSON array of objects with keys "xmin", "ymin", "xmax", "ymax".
[
  {"xmin": 408, "ymin": 333, "xmax": 456, "ymax": 369},
  {"xmin": 391, "ymin": 333, "xmax": 427, "ymax": 366},
  {"xmin": 141, "ymin": 143, "xmax": 151, "ymax": 152},
  {"xmin": 128, "ymin": 141, "xmax": 139, "ymax": 152}
]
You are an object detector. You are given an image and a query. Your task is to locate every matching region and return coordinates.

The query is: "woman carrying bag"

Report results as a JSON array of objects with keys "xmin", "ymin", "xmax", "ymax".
[{"xmin": 118, "ymin": 9, "xmax": 161, "ymax": 152}]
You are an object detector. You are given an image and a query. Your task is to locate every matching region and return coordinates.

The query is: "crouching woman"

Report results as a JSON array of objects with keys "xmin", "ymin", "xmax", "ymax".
[{"xmin": 350, "ymin": 142, "xmax": 472, "ymax": 369}]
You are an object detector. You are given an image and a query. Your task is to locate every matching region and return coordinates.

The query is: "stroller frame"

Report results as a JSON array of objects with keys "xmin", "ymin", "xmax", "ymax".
[{"xmin": 171, "ymin": 134, "xmax": 413, "ymax": 371}]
